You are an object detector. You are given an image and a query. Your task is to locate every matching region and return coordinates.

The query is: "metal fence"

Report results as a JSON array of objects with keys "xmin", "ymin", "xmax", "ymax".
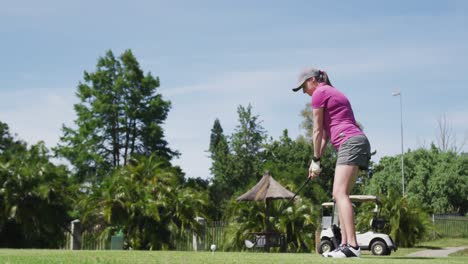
[
  {"xmin": 205, "ymin": 221, "xmax": 227, "ymax": 250},
  {"xmin": 432, "ymin": 214, "xmax": 468, "ymax": 238},
  {"xmin": 175, "ymin": 221, "xmax": 227, "ymax": 251},
  {"xmin": 62, "ymin": 220, "xmax": 228, "ymax": 251},
  {"xmin": 62, "ymin": 230, "xmax": 110, "ymax": 250}
]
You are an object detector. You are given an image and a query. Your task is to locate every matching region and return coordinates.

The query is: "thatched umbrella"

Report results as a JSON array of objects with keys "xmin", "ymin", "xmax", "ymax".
[
  {"xmin": 236, "ymin": 172, "xmax": 295, "ymax": 202},
  {"xmin": 236, "ymin": 172, "xmax": 295, "ymax": 250}
]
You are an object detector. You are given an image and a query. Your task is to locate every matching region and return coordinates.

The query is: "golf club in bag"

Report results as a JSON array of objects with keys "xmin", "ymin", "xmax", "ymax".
[{"xmin": 244, "ymin": 177, "xmax": 312, "ymax": 249}]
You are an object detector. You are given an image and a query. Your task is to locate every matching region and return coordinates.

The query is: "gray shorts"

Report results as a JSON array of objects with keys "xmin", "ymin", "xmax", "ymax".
[{"xmin": 337, "ymin": 135, "xmax": 371, "ymax": 170}]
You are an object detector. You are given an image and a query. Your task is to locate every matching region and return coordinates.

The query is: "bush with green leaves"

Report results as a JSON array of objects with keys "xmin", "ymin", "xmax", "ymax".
[
  {"xmin": 222, "ymin": 196, "xmax": 318, "ymax": 252},
  {"xmin": 0, "ymin": 139, "xmax": 72, "ymax": 248},
  {"xmin": 78, "ymin": 155, "xmax": 209, "ymax": 250},
  {"xmin": 367, "ymin": 145, "xmax": 468, "ymax": 214},
  {"xmin": 355, "ymin": 190, "xmax": 433, "ymax": 247}
]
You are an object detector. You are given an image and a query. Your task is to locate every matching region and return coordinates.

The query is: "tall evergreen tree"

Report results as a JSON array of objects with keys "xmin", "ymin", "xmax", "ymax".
[
  {"xmin": 207, "ymin": 106, "xmax": 266, "ymax": 217},
  {"xmin": 230, "ymin": 104, "xmax": 266, "ymax": 191},
  {"xmin": 55, "ymin": 50, "xmax": 177, "ymax": 183},
  {"xmin": 207, "ymin": 119, "xmax": 233, "ymax": 218},
  {"xmin": 208, "ymin": 119, "xmax": 232, "ymax": 182},
  {"xmin": 209, "ymin": 119, "xmax": 224, "ymax": 154}
]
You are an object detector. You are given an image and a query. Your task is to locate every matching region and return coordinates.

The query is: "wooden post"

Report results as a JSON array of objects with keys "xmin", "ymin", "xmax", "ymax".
[{"xmin": 265, "ymin": 199, "xmax": 271, "ymax": 252}]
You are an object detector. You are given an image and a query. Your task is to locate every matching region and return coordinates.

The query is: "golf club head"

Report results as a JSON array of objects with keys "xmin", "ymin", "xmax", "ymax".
[{"xmin": 244, "ymin": 239, "xmax": 255, "ymax": 249}]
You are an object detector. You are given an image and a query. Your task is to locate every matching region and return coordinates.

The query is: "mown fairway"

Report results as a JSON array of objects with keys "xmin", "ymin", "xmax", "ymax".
[
  {"xmin": 0, "ymin": 249, "xmax": 467, "ymax": 264},
  {"xmin": 1, "ymin": 239, "xmax": 467, "ymax": 264}
]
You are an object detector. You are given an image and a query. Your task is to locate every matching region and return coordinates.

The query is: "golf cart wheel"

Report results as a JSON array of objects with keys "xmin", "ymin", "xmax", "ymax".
[
  {"xmin": 371, "ymin": 241, "xmax": 389, "ymax": 256},
  {"xmin": 318, "ymin": 240, "xmax": 334, "ymax": 254}
]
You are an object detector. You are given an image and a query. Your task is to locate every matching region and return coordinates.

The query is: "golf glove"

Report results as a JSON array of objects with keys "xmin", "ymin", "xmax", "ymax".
[{"xmin": 309, "ymin": 160, "xmax": 322, "ymax": 175}]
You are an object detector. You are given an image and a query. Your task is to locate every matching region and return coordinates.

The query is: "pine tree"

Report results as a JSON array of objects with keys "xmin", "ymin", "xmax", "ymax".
[
  {"xmin": 230, "ymin": 104, "xmax": 266, "ymax": 191},
  {"xmin": 55, "ymin": 50, "xmax": 177, "ymax": 183},
  {"xmin": 208, "ymin": 119, "xmax": 233, "ymax": 216}
]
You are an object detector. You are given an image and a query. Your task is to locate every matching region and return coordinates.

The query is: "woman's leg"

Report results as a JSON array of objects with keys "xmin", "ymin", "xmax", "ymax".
[
  {"xmin": 333, "ymin": 164, "xmax": 359, "ymax": 247},
  {"xmin": 337, "ymin": 208, "xmax": 347, "ymax": 246}
]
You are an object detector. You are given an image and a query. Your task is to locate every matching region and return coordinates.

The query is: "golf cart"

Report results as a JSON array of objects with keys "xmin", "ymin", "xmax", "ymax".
[{"xmin": 318, "ymin": 195, "xmax": 397, "ymax": 256}]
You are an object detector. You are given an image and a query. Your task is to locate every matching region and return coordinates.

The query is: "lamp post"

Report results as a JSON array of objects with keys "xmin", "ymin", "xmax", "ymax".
[{"xmin": 392, "ymin": 91, "xmax": 405, "ymax": 196}]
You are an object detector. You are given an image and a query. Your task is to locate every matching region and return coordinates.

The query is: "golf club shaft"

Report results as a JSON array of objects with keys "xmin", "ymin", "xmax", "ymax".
[
  {"xmin": 280, "ymin": 177, "xmax": 311, "ymax": 212},
  {"xmin": 289, "ymin": 177, "xmax": 311, "ymax": 203}
]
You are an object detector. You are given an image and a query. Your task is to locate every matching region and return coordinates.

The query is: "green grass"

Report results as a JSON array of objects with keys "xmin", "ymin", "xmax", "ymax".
[
  {"xmin": 450, "ymin": 249, "xmax": 468, "ymax": 257},
  {"xmin": 0, "ymin": 239, "xmax": 467, "ymax": 264},
  {"xmin": 416, "ymin": 238, "xmax": 468, "ymax": 248},
  {"xmin": 0, "ymin": 249, "xmax": 466, "ymax": 264}
]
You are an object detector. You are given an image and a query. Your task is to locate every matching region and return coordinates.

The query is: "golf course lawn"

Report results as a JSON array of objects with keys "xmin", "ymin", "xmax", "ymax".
[
  {"xmin": 0, "ymin": 249, "xmax": 466, "ymax": 264},
  {"xmin": 0, "ymin": 239, "xmax": 466, "ymax": 264}
]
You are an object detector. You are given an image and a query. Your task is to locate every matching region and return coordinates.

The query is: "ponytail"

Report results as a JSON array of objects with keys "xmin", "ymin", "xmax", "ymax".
[{"xmin": 319, "ymin": 70, "xmax": 333, "ymax": 87}]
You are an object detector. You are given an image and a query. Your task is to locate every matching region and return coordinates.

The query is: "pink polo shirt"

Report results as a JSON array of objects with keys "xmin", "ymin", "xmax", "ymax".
[{"xmin": 311, "ymin": 83, "xmax": 364, "ymax": 150}]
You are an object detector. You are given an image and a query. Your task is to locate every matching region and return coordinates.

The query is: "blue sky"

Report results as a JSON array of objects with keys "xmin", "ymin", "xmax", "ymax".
[{"xmin": 1, "ymin": 0, "xmax": 467, "ymax": 179}]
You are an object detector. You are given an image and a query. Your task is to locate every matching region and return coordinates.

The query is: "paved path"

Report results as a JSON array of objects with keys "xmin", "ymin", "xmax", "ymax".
[{"xmin": 407, "ymin": 246, "xmax": 467, "ymax": 257}]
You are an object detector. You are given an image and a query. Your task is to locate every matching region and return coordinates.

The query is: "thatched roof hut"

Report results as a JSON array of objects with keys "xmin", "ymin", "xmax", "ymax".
[{"xmin": 236, "ymin": 172, "xmax": 295, "ymax": 202}]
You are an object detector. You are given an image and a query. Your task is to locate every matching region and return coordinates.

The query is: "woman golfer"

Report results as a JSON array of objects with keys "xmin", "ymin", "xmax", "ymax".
[{"xmin": 292, "ymin": 67, "xmax": 371, "ymax": 258}]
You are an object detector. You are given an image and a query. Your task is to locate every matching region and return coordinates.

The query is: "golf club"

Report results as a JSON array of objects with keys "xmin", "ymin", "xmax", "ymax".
[{"xmin": 280, "ymin": 177, "xmax": 312, "ymax": 213}]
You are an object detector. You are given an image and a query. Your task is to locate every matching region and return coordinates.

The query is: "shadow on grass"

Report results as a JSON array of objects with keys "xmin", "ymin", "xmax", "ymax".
[
  {"xmin": 414, "ymin": 246, "xmax": 443, "ymax": 250},
  {"xmin": 366, "ymin": 256, "xmax": 436, "ymax": 260}
]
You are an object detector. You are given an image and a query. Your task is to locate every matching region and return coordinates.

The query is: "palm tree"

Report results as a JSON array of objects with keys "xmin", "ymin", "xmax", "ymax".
[
  {"xmin": 380, "ymin": 190, "xmax": 433, "ymax": 247},
  {"xmin": 222, "ymin": 196, "xmax": 318, "ymax": 252},
  {"xmin": 78, "ymin": 155, "xmax": 209, "ymax": 250},
  {"xmin": 0, "ymin": 142, "xmax": 72, "ymax": 248},
  {"xmin": 273, "ymin": 198, "xmax": 317, "ymax": 252}
]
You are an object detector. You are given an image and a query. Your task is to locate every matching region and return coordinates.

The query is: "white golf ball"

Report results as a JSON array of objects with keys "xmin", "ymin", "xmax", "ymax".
[{"xmin": 210, "ymin": 244, "xmax": 217, "ymax": 251}]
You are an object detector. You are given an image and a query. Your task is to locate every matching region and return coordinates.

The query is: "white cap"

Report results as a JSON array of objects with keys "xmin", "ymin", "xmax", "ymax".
[{"xmin": 292, "ymin": 67, "xmax": 320, "ymax": 92}]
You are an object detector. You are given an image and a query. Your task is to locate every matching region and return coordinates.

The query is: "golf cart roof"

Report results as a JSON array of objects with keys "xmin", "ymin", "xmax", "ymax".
[
  {"xmin": 350, "ymin": 195, "xmax": 380, "ymax": 202},
  {"xmin": 321, "ymin": 195, "xmax": 380, "ymax": 207},
  {"xmin": 321, "ymin": 202, "xmax": 335, "ymax": 207}
]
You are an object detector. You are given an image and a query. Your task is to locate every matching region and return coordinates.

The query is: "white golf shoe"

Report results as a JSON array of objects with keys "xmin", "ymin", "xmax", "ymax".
[
  {"xmin": 322, "ymin": 244, "xmax": 346, "ymax": 257},
  {"xmin": 326, "ymin": 245, "xmax": 361, "ymax": 258}
]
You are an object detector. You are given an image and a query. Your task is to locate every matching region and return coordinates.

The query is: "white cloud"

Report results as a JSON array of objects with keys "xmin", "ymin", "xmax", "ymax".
[
  {"xmin": 0, "ymin": 88, "xmax": 77, "ymax": 149},
  {"xmin": 164, "ymin": 69, "xmax": 299, "ymax": 179}
]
